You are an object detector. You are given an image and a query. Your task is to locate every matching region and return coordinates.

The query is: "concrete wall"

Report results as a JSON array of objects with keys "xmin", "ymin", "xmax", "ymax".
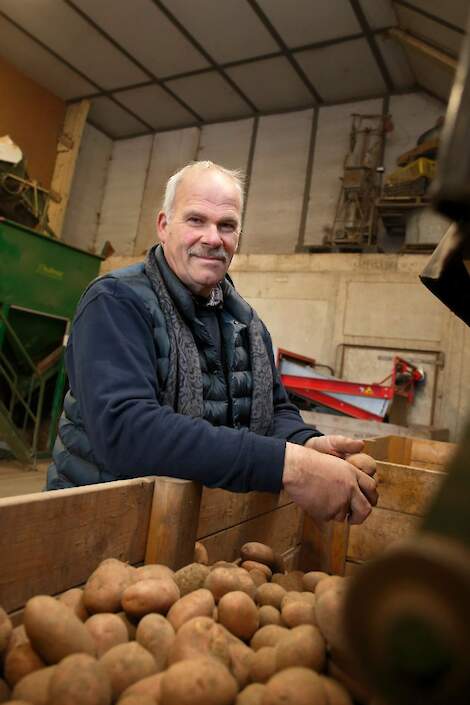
[
  {"xmin": 64, "ymin": 90, "xmax": 449, "ymax": 256},
  {"xmin": 101, "ymin": 252, "xmax": 469, "ymax": 443}
]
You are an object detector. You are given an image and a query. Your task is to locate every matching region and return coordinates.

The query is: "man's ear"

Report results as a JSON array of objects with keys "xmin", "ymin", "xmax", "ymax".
[{"xmin": 156, "ymin": 210, "xmax": 168, "ymax": 244}]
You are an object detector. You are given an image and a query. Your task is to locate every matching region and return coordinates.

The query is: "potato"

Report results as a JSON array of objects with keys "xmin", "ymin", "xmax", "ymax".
[
  {"xmin": 134, "ymin": 565, "xmax": 174, "ymax": 582},
  {"xmin": 278, "ymin": 572, "xmax": 304, "ymax": 592},
  {"xmin": 5, "ymin": 626, "xmax": 28, "ymax": 655},
  {"xmin": 86, "ymin": 613, "xmax": 129, "ymax": 657},
  {"xmin": 240, "ymin": 562, "xmax": 272, "ymax": 579},
  {"xmin": 250, "ymin": 625, "xmax": 289, "ymax": 651},
  {"xmin": 303, "ymin": 571, "xmax": 329, "ymax": 593},
  {"xmin": 12, "ymin": 666, "xmax": 56, "ymax": 705},
  {"xmin": 218, "ymin": 591, "xmax": 259, "ymax": 641},
  {"xmin": 84, "ymin": 559, "xmax": 135, "ymax": 614},
  {"xmin": 236, "ymin": 683, "xmax": 267, "ymax": 705},
  {"xmin": 315, "ymin": 576, "xmax": 346, "ymax": 599},
  {"xmin": 122, "ymin": 579, "xmax": 180, "ymax": 618},
  {"xmin": 240, "ymin": 543, "xmax": 274, "ymax": 567},
  {"xmin": 280, "ymin": 592, "xmax": 315, "ymax": 609},
  {"xmin": 210, "ymin": 561, "xmax": 238, "ymax": 570},
  {"xmin": 250, "ymin": 647, "xmax": 277, "ymax": 683},
  {"xmin": 315, "ymin": 585, "xmax": 349, "ymax": 656},
  {"xmin": 263, "ymin": 667, "xmax": 327, "ymax": 705},
  {"xmin": 194, "ymin": 542, "xmax": 209, "ymax": 565},
  {"xmin": 249, "ymin": 570, "xmax": 268, "ymax": 587},
  {"xmin": 318, "ymin": 675, "xmax": 353, "ymax": 705},
  {"xmin": 217, "ymin": 626, "xmax": 255, "ymax": 689},
  {"xmin": 173, "ymin": 563, "xmax": 210, "ymax": 597},
  {"xmin": 281, "ymin": 600, "xmax": 317, "ymax": 628},
  {"xmin": 49, "ymin": 653, "xmax": 112, "ymax": 705},
  {"xmin": 100, "ymin": 642, "xmax": 157, "ymax": 700},
  {"xmin": 136, "ymin": 614, "xmax": 174, "ymax": 671},
  {"xmin": 24, "ymin": 595, "xmax": 95, "ymax": 664},
  {"xmin": 58, "ymin": 588, "xmax": 89, "ymax": 622},
  {"xmin": 255, "ymin": 584, "xmax": 286, "ymax": 609},
  {"xmin": 117, "ymin": 612, "xmax": 138, "ymax": 640},
  {"xmin": 166, "ymin": 589, "xmax": 215, "ymax": 631},
  {"xmin": 168, "ymin": 617, "xmax": 230, "ymax": 667},
  {"xmin": 275, "ymin": 624, "xmax": 326, "ymax": 672},
  {"xmin": 204, "ymin": 568, "xmax": 242, "ymax": 602},
  {"xmin": 258, "ymin": 606, "xmax": 282, "ymax": 628},
  {"xmin": 270, "ymin": 574, "xmax": 285, "ymax": 586},
  {"xmin": 118, "ymin": 696, "xmax": 156, "ymax": 705},
  {"xmin": 0, "ymin": 678, "xmax": 10, "ymax": 703},
  {"xmin": 119, "ymin": 672, "xmax": 163, "ymax": 702},
  {"xmin": 235, "ymin": 569, "xmax": 257, "ymax": 600},
  {"xmin": 0, "ymin": 609, "xmax": 13, "ymax": 655},
  {"xmin": 3, "ymin": 643, "xmax": 45, "ymax": 687},
  {"xmin": 160, "ymin": 657, "xmax": 238, "ymax": 705},
  {"xmin": 271, "ymin": 554, "xmax": 286, "ymax": 574}
]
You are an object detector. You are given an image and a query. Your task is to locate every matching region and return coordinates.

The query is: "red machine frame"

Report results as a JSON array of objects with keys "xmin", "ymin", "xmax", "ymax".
[{"xmin": 277, "ymin": 348, "xmax": 424, "ymax": 422}]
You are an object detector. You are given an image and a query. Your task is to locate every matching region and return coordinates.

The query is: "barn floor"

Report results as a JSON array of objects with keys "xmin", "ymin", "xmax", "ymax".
[{"xmin": 0, "ymin": 459, "xmax": 49, "ymax": 498}]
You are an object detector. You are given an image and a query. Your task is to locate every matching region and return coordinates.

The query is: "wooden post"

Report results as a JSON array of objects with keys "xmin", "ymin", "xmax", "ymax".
[
  {"xmin": 388, "ymin": 28, "xmax": 457, "ymax": 72},
  {"xmin": 145, "ymin": 477, "xmax": 203, "ymax": 569},
  {"xmin": 48, "ymin": 99, "xmax": 90, "ymax": 237}
]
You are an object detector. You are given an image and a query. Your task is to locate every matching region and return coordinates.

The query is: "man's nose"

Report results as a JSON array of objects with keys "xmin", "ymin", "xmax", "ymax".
[{"xmin": 201, "ymin": 223, "xmax": 223, "ymax": 246}]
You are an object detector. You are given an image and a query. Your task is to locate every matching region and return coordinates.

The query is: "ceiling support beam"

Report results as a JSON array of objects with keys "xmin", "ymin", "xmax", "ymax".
[
  {"xmin": 48, "ymin": 99, "xmax": 90, "ymax": 238},
  {"xmin": 392, "ymin": 0, "xmax": 465, "ymax": 36},
  {"xmin": 348, "ymin": 0, "xmax": 395, "ymax": 92},
  {"xmin": 388, "ymin": 28, "xmax": 457, "ymax": 72}
]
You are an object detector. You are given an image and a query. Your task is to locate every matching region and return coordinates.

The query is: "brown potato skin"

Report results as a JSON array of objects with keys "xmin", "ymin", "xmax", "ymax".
[
  {"xmin": 275, "ymin": 624, "xmax": 326, "ymax": 672},
  {"xmin": 241, "ymin": 562, "xmax": 272, "ymax": 579},
  {"xmin": 168, "ymin": 616, "xmax": 230, "ymax": 667},
  {"xmin": 318, "ymin": 675, "xmax": 353, "ymax": 705},
  {"xmin": 3, "ymin": 643, "xmax": 45, "ymax": 687},
  {"xmin": 118, "ymin": 695, "xmax": 156, "ymax": 705},
  {"xmin": 236, "ymin": 683, "xmax": 267, "ymax": 705},
  {"xmin": 135, "ymin": 614, "xmax": 175, "ymax": 671},
  {"xmin": 281, "ymin": 600, "xmax": 317, "ymax": 628},
  {"xmin": 86, "ymin": 613, "xmax": 129, "ymax": 657},
  {"xmin": 263, "ymin": 667, "xmax": 327, "ymax": 705},
  {"xmin": 250, "ymin": 625, "xmax": 289, "ymax": 651},
  {"xmin": 119, "ymin": 672, "xmax": 163, "ymax": 702},
  {"xmin": 24, "ymin": 596, "xmax": 95, "ymax": 664},
  {"xmin": 173, "ymin": 564, "xmax": 210, "ymax": 597},
  {"xmin": 48, "ymin": 653, "xmax": 112, "ymax": 705},
  {"xmin": 100, "ymin": 642, "xmax": 157, "ymax": 701},
  {"xmin": 0, "ymin": 609, "xmax": 13, "ymax": 655},
  {"xmin": 134, "ymin": 565, "xmax": 174, "ymax": 582},
  {"xmin": 121, "ymin": 578, "xmax": 180, "ymax": 618},
  {"xmin": 258, "ymin": 606, "xmax": 282, "ymax": 627},
  {"xmin": 58, "ymin": 588, "xmax": 89, "ymax": 622},
  {"xmin": 255, "ymin": 584, "xmax": 286, "ymax": 609},
  {"xmin": 240, "ymin": 543, "xmax": 274, "ymax": 568},
  {"xmin": 194, "ymin": 541, "xmax": 209, "ymax": 565},
  {"xmin": 0, "ymin": 677, "xmax": 10, "ymax": 703},
  {"xmin": 12, "ymin": 666, "xmax": 56, "ymax": 705},
  {"xmin": 303, "ymin": 571, "xmax": 329, "ymax": 593},
  {"xmin": 84, "ymin": 559, "xmax": 135, "ymax": 614},
  {"xmin": 249, "ymin": 570, "xmax": 268, "ymax": 587},
  {"xmin": 204, "ymin": 568, "xmax": 242, "ymax": 602},
  {"xmin": 315, "ymin": 576, "xmax": 346, "ymax": 598},
  {"xmin": 315, "ymin": 585, "xmax": 349, "ymax": 657},
  {"xmin": 160, "ymin": 657, "xmax": 238, "ymax": 705},
  {"xmin": 166, "ymin": 588, "xmax": 215, "ymax": 631},
  {"xmin": 250, "ymin": 647, "xmax": 277, "ymax": 683},
  {"xmin": 218, "ymin": 591, "xmax": 259, "ymax": 641}
]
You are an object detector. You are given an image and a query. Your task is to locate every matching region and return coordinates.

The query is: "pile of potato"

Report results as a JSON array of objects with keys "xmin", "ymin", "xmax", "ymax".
[{"xmin": 0, "ymin": 541, "xmax": 370, "ymax": 705}]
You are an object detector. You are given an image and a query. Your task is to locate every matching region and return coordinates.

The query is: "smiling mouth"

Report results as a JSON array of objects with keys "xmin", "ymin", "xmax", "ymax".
[{"xmin": 191, "ymin": 254, "xmax": 226, "ymax": 262}]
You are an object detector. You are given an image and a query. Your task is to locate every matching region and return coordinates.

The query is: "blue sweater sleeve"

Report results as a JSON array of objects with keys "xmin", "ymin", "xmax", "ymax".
[{"xmin": 66, "ymin": 279, "xmax": 286, "ymax": 493}]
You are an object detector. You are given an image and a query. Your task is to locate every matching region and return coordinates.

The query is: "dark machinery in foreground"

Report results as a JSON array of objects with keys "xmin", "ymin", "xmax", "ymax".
[{"xmin": 344, "ymin": 11, "xmax": 470, "ymax": 705}]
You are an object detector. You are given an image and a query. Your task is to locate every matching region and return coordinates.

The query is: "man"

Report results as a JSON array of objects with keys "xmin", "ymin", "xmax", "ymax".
[{"xmin": 47, "ymin": 161, "xmax": 377, "ymax": 525}]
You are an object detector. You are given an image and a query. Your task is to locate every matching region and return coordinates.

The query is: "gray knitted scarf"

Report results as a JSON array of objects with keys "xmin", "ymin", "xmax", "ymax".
[{"xmin": 144, "ymin": 246, "xmax": 273, "ymax": 435}]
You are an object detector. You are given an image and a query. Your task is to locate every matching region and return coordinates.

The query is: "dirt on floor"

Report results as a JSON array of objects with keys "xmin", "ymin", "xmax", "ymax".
[{"xmin": 0, "ymin": 458, "xmax": 49, "ymax": 498}]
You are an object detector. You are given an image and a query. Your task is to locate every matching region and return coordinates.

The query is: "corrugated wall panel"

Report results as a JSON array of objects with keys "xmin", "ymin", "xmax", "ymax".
[
  {"xmin": 62, "ymin": 124, "xmax": 112, "ymax": 253},
  {"xmin": 196, "ymin": 119, "xmax": 253, "ymax": 174},
  {"xmin": 134, "ymin": 127, "xmax": 199, "ymax": 256}
]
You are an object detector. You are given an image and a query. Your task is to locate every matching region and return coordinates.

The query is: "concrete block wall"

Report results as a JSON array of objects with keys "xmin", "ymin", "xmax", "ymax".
[{"xmin": 62, "ymin": 90, "xmax": 449, "ymax": 256}]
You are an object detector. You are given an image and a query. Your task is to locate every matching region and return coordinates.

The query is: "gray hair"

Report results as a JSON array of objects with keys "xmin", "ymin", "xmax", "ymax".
[{"xmin": 162, "ymin": 161, "xmax": 245, "ymax": 220}]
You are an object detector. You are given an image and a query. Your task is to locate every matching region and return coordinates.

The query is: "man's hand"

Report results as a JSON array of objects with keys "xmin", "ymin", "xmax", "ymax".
[
  {"xmin": 282, "ymin": 442, "xmax": 378, "ymax": 525},
  {"xmin": 305, "ymin": 434, "xmax": 377, "ymax": 477}
]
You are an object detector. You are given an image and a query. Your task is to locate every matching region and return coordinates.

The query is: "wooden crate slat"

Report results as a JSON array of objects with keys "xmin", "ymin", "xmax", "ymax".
[
  {"xmin": 347, "ymin": 507, "xmax": 420, "ymax": 563},
  {"xmin": 409, "ymin": 437, "xmax": 456, "ymax": 470},
  {"xmin": 0, "ymin": 479, "xmax": 154, "ymax": 613},
  {"xmin": 376, "ymin": 461, "xmax": 444, "ymax": 515},
  {"xmin": 298, "ymin": 516, "xmax": 349, "ymax": 575},
  {"xmin": 197, "ymin": 488, "xmax": 291, "ymax": 537},
  {"xmin": 200, "ymin": 503, "xmax": 303, "ymax": 564}
]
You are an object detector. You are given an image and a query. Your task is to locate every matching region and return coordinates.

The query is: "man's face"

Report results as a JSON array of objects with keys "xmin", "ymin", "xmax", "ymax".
[{"xmin": 157, "ymin": 168, "xmax": 241, "ymax": 297}]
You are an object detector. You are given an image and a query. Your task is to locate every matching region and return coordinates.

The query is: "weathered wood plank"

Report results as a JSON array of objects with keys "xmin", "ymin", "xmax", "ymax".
[
  {"xmin": 197, "ymin": 488, "xmax": 291, "ymax": 537},
  {"xmin": 0, "ymin": 479, "xmax": 154, "ymax": 613},
  {"xmin": 200, "ymin": 503, "xmax": 303, "ymax": 564},
  {"xmin": 348, "ymin": 507, "xmax": 420, "ymax": 562},
  {"xmin": 376, "ymin": 461, "xmax": 444, "ymax": 515},
  {"xmin": 298, "ymin": 516, "xmax": 349, "ymax": 575},
  {"xmin": 409, "ymin": 437, "xmax": 456, "ymax": 470}
]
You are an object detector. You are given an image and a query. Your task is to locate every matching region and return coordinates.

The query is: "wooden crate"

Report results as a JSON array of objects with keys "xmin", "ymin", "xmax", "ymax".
[
  {"xmin": 0, "ymin": 477, "xmax": 304, "ymax": 620},
  {"xmin": 299, "ymin": 435, "xmax": 457, "ymax": 576}
]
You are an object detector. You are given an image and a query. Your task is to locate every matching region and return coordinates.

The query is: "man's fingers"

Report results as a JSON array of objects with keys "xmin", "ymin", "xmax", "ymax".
[
  {"xmin": 355, "ymin": 470, "xmax": 378, "ymax": 507},
  {"xmin": 348, "ymin": 488, "xmax": 372, "ymax": 525},
  {"xmin": 329, "ymin": 435, "xmax": 364, "ymax": 457},
  {"xmin": 346, "ymin": 452, "xmax": 377, "ymax": 477}
]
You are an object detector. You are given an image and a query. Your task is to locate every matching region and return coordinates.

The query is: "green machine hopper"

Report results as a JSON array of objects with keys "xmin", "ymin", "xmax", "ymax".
[{"xmin": 0, "ymin": 218, "xmax": 102, "ymax": 463}]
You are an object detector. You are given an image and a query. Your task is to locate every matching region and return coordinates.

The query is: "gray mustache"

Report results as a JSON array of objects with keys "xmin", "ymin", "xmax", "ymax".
[{"xmin": 188, "ymin": 246, "xmax": 228, "ymax": 262}]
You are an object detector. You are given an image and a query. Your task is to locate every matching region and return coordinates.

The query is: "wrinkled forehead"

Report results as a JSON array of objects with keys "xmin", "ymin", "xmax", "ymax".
[{"xmin": 174, "ymin": 168, "xmax": 242, "ymax": 216}]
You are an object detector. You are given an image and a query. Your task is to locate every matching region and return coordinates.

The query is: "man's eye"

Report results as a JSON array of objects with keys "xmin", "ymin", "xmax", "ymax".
[
  {"xmin": 219, "ymin": 223, "xmax": 236, "ymax": 233},
  {"xmin": 188, "ymin": 216, "xmax": 202, "ymax": 225}
]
